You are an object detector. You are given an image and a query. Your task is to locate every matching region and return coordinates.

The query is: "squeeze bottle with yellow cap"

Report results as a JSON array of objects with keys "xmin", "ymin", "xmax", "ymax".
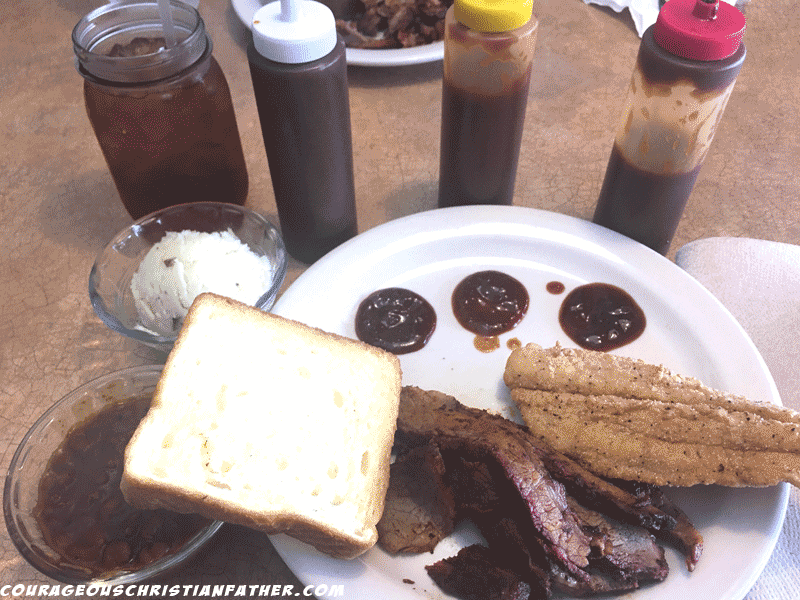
[{"xmin": 438, "ymin": 0, "xmax": 538, "ymax": 207}]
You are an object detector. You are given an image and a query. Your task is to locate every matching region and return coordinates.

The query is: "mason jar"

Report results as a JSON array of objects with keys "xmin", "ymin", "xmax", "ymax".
[{"xmin": 73, "ymin": 0, "xmax": 249, "ymax": 219}]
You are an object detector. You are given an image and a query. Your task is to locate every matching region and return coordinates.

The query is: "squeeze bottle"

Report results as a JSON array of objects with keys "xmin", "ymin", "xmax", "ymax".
[
  {"xmin": 437, "ymin": 0, "xmax": 538, "ymax": 207},
  {"xmin": 592, "ymin": 0, "xmax": 746, "ymax": 254},
  {"xmin": 248, "ymin": 0, "xmax": 357, "ymax": 263}
]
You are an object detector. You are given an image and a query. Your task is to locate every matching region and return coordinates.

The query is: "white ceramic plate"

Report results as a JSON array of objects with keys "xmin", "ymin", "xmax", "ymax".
[
  {"xmin": 271, "ymin": 206, "xmax": 789, "ymax": 600},
  {"xmin": 231, "ymin": 0, "xmax": 444, "ymax": 66}
]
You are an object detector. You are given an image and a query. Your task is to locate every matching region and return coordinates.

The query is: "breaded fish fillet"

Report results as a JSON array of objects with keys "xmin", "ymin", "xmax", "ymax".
[{"xmin": 504, "ymin": 344, "xmax": 800, "ymax": 488}]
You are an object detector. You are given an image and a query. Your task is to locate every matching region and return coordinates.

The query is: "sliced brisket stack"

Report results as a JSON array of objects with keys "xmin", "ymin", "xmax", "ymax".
[{"xmin": 377, "ymin": 386, "xmax": 703, "ymax": 600}]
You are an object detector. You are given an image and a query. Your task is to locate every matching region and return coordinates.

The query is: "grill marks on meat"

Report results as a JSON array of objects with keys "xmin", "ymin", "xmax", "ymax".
[{"xmin": 391, "ymin": 386, "xmax": 701, "ymax": 599}]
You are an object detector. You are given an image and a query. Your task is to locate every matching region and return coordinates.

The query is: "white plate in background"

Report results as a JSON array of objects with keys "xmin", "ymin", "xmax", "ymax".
[{"xmin": 231, "ymin": 0, "xmax": 444, "ymax": 66}]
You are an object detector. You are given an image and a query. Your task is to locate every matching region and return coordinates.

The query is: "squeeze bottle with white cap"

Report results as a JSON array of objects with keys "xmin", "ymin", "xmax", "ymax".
[
  {"xmin": 437, "ymin": 0, "xmax": 538, "ymax": 207},
  {"xmin": 592, "ymin": 0, "xmax": 746, "ymax": 255},
  {"xmin": 248, "ymin": 0, "xmax": 357, "ymax": 264}
]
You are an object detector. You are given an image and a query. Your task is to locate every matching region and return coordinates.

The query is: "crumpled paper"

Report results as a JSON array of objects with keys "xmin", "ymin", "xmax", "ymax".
[
  {"xmin": 676, "ymin": 237, "xmax": 800, "ymax": 600},
  {"xmin": 584, "ymin": 0, "xmax": 740, "ymax": 37}
]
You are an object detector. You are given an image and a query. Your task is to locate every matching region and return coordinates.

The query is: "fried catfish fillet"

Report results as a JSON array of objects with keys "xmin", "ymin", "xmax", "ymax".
[{"xmin": 504, "ymin": 344, "xmax": 800, "ymax": 488}]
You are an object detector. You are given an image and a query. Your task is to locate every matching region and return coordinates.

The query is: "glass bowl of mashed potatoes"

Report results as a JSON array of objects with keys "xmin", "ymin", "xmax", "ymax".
[
  {"xmin": 3, "ymin": 365, "xmax": 223, "ymax": 584},
  {"xmin": 89, "ymin": 202, "xmax": 288, "ymax": 352}
]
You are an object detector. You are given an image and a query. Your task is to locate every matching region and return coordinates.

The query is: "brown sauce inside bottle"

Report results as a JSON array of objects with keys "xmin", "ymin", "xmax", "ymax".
[
  {"xmin": 592, "ymin": 28, "xmax": 745, "ymax": 254},
  {"xmin": 33, "ymin": 396, "xmax": 210, "ymax": 577},
  {"xmin": 593, "ymin": 144, "xmax": 702, "ymax": 254},
  {"xmin": 83, "ymin": 44, "xmax": 248, "ymax": 220},
  {"xmin": 247, "ymin": 38, "xmax": 357, "ymax": 264},
  {"xmin": 452, "ymin": 271, "xmax": 529, "ymax": 336},
  {"xmin": 355, "ymin": 288, "xmax": 437, "ymax": 354},
  {"xmin": 559, "ymin": 282, "xmax": 646, "ymax": 351},
  {"xmin": 438, "ymin": 74, "xmax": 531, "ymax": 207}
]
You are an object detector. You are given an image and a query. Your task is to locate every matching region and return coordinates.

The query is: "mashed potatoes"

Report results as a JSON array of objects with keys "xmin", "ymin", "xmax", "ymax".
[{"xmin": 131, "ymin": 229, "xmax": 275, "ymax": 336}]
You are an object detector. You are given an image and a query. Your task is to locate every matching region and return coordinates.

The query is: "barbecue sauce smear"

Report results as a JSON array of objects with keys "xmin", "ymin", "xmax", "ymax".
[
  {"xmin": 355, "ymin": 288, "xmax": 437, "ymax": 354},
  {"xmin": 355, "ymin": 276, "xmax": 646, "ymax": 355},
  {"xmin": 452, "ymin": 271, "xmax": 529, "ymax": 352},
  {"xmin": 558, "ymin": 282, "xmax": 646, "ymax": 351}
]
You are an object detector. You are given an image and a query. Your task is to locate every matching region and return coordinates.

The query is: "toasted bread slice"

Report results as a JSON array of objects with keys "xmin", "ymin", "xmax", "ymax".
[
  {"xmin": 121, "ymin": 293, "xmax": 402, "ymax": 559},
  {"xmin": 505, "ymin": 343, "xmax": 800, "ymax": 487}
]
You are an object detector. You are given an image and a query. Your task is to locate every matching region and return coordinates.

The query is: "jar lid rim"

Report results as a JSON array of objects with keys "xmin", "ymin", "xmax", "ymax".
[{"xmin": 73, "ymin": 0, "xmax": 207, "ymax": 83}]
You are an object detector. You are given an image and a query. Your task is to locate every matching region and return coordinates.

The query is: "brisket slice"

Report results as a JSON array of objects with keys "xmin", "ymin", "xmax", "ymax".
[
  {"xmin": 568, "ymin": 498, "xmax": 669, "ymax": 585},
  {"xmin": 376, "ymin": 441, "xmax": 456, "ymax": 554},
  {"xmin": 397, "ymin": 387, "xmax": 701, "ymax": 565},
  {"xmin": 396, "ymin": 386, "xmax": 593, "ymax": 578},
  {"xmin": 535, "ymin": 446, "xmax": 702, "ymax": 569},
  {"xmin": 426, "ymin": 544, "xmax": 540, "ymax": 600},
  {"xmin": 609, "ymin": 479, "xmax": 704, "ymax": 571},
  {"xmin": 533, "ymin": 447, "xmax": 677, "ymax": 532},
  {"xmin": 443, "ymin": 454, "xmax": 669, "ymax": 597},
  {"xmin": 392, "ymin": 386, "xmax": 698, "ymax": 598}
]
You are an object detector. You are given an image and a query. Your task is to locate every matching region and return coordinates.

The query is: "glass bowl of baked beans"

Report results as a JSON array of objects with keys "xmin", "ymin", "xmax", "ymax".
[{"xmin": 3, "ymin": 365, "xmax": 222, "ymax": 584}]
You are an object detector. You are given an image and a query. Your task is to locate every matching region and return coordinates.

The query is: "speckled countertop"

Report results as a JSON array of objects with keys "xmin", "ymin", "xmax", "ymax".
[{"xmin": 1, "ymin": 0, "xmax": 798, "ymax": 597}]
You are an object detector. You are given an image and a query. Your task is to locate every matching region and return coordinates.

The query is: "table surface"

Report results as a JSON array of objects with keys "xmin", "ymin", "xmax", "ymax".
[{"xmin": 1, "ymin": 0, "xmax": 798, "ymax": 596}]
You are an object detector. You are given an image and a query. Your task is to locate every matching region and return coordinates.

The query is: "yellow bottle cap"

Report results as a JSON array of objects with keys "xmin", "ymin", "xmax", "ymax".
[{"xmin": 453, "ymin": 0, "xmax": 533, "ymax": 33}]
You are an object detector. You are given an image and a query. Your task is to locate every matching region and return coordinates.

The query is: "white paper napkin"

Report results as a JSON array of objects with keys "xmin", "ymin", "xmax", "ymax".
[
  {"xmin": 583, "ymin": 0, "xmax": 741, "ymax": 37},
  {"xmin": 676, "ymin": 236, "xmax": 800, "ymax": 600}
]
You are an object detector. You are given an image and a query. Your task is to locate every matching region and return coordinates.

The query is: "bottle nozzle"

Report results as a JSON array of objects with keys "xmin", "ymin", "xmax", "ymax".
[
  {"xmin": 280, "ymin": 0, "xmax": 300, "ymax": 22},
  {"xmin": 251, "ymin": 0, "xmax": 337, "ymax": 64},
  {"xmin": 693, "ymin": 0, "xmax": 719, "ymax": 21},
  {"xmin": 654, "ymin": 0, "xmax": 744, "ymax": 60}
]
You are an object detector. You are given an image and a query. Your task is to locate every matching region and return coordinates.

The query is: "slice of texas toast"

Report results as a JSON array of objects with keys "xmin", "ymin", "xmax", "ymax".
[{"xmin": 122, "ymin": 293, "xmax": 402, "ymax": 559}]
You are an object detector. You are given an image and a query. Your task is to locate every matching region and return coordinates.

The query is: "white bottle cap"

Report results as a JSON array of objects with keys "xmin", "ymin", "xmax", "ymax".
[{"xmin": 251, "ymin": 0, "xmax": 337, "ymax": 64}]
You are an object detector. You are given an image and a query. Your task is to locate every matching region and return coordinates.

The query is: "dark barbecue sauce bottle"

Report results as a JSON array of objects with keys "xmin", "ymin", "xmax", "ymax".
[
  {"xmin": 248, "ymin": 0, "xmax": 357, "ymax": 264},
  {"xmin": 592, "ymin": 0, "xmax": 746, "ymax": 255},
  {"xmin": 437, "ymin": 0, "xmax": 538, "ymax": 207}
]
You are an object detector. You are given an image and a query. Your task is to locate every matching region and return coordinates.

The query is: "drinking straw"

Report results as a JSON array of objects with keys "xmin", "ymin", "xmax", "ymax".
[{"xmin": 158, "ymin": 0, "xmax": 177, "ymax": 47}]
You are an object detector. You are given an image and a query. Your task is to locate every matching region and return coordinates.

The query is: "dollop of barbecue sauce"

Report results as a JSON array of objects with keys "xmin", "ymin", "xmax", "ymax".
[
  {"xmin": 559, "ymin": 282, "xmax": 646, "ymax": 351},
  {"xmin": 452, "ymin": 271, "xmax": 529, "ymax": 351},
  {"xmin": 355, "ymin": 287, "xmax": 437, "ymax": 354},
  {"xmin": 33, "ymin": 397, "xmax": 210, "ymax": 577},
  {"xmin": 546, "ymin": 281, "xmax": 565, "ymax": 295}
]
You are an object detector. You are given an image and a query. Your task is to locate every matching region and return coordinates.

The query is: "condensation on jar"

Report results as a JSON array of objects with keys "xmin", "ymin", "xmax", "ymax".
[{"xmin": 72, "ymin": 1, "xmax": 249, "ymax": 220}]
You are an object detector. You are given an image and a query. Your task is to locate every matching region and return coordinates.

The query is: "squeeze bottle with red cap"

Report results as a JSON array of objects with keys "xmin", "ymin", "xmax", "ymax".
[
  {"xmin": 248, "ymin": 0, "xmax": 357, "ymax": 264},
  {"xmin": 592, "ymin": 0, "xmax": 746, "ymax": 254},
  {"xmin": 438, "ymin": 0, "xmax": 538, "ymax": 207}
]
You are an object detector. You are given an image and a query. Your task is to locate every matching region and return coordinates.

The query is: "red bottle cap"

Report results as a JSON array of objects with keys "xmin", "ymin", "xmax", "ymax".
[{"xmin": 654, "ymin": 0, "xmax": 746, "ymax": 61}]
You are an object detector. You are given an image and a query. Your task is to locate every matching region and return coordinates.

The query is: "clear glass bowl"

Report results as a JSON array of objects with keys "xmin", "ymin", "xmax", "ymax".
[
  {"xmin": 3, "ymin": 365, "xmax": 223, "ymax": 585},
  {"xmin": 89, "ymin": 202, "xmax": 288, "ymax": 352}
]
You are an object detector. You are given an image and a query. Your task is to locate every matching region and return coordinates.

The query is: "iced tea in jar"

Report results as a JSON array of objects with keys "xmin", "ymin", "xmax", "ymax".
[{"xmin": 73, "ymin": 0, "xmax": 249, "ymax": 219}]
